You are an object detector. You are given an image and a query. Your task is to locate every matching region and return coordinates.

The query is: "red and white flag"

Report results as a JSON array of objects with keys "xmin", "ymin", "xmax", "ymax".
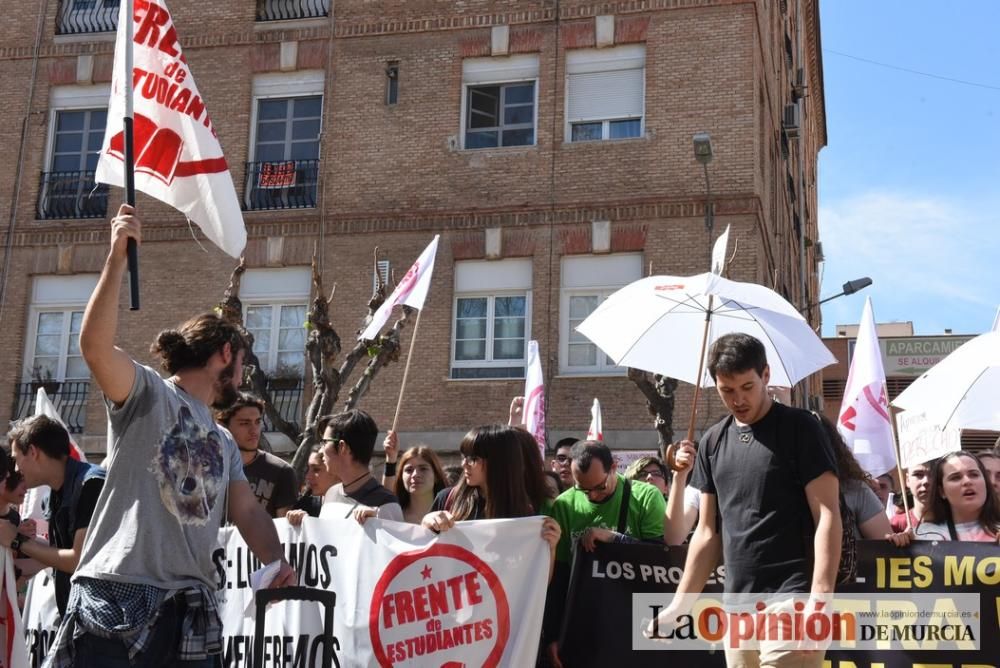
[
  {"xmin": 359, "ymin": 235, "xmax": 440, "ymax": 341},
  {"xmin": 837, "ymin": 298, "xmax": 896, "ymax": 477},
  {"xmin": 586, "ymin": 398, "xmax": 603, "ymax": 442},
  {"xmin": 96, "ymin": 0, "xmax": 246, "ymax": 258},
  {"xmin": 523, "ymin": 340, "xmax": 546, "ymax": 459}
]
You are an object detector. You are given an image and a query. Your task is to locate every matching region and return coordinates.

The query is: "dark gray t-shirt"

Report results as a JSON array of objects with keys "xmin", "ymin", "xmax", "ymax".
[
  {"xmin": 691, "ymin": 402, "xmax": 837, "ymax": 595},
  {"xmin": 74, "ymin": 363, "xmax": 246, "ymax": 590},
  {"xmin": 244, "ymin": 451, "xmax": 297, "ymax": 517}
]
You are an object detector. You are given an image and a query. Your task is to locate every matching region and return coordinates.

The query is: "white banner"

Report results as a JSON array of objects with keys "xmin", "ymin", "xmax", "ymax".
[
  {"xmin": 23, "ymin": 517, "xmax": 548, "ymax": 667},
  {"xmin": 896, "ymin": 411, "xmax": 962, "ymax": 469},
  {"xmin": 359, "ymin": 236, "xmax": 440, "ymax": 341},
  {"xmin": 523, "ymin": 340, "xmax": 546, "ymax": 458}
]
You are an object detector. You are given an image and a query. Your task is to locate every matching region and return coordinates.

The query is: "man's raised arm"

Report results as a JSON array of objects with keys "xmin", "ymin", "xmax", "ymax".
[{"xmin": 79, "ymin": 204, "xmax": 139, "ymax": 405}]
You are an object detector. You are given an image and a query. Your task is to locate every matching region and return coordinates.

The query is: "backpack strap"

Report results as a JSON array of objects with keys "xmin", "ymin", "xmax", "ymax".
[
  {"xmin": 946, "ymin": 514, "xmax": 959, "ymax": 541},
  {"xmin": 616, "ymin": 478, "xmax": 631, "ymax": 534}
]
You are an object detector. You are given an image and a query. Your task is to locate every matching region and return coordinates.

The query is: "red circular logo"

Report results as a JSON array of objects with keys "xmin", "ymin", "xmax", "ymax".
[{"xmin": 369, "ymin": 543, "xmax": 510, "ymax": 667}]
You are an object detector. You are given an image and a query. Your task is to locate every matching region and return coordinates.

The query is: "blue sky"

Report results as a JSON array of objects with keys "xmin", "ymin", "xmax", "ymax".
[{"xmin": 817, "ymin": 1, "xmax": 1000, "ymax": 336}]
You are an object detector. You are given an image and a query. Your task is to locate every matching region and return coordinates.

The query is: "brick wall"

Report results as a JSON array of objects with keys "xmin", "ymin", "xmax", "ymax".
[{"xmin": 0, "ymin": 0, "xmax": 825, "ymax": 453}]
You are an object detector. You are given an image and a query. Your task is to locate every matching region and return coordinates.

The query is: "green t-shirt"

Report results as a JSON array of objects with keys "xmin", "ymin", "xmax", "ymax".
[{"xmin": 547, "ymin": 474, "xmax": 666, "ymax": 563}]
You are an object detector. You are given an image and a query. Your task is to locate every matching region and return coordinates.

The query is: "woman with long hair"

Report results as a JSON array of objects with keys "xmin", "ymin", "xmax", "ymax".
[
  {"xmin": 421, "ymin": 425, "xmax": 561, "ymax": 571},
  {"xmin": 393, "ymin": 446, "xmax": 448, "ymax": 524},
  {"xmin": 814, "ymin": 413, "xmax": 893, "ymax": 539},
  {"xmin": 913, "ymin": 451, "xmax": 1000, "ymax": 542}
]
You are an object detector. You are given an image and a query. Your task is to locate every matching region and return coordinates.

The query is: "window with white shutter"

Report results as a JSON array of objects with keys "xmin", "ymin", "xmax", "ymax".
[{"xmin": 565, "ymin": 45, "xmax": 646, "ymax": 142}]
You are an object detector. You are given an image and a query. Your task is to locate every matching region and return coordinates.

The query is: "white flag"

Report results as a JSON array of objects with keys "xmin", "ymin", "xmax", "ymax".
[
  {"xmin": 837, "ymin": 298, "xmax": 896, "ymax": 477},
  {"xmin": 586, "ymin": 398, "xmax": 603, "ymax": 442},
  {"xmin": 359, "ymin": 235, "xmax": 439, "ymax": 341},
  {"xmin": 523, "ymin": 340, "xmax": 546, "ymax": 459},
  {"xmin": 992, "ymin": 305, "xmax": 999, "ymax": 332},
  {"xmin": 96, "ymin": 0, "xmax": 247, "ymax": 258},
  {"xmin": 711, "ymin": 224, "xmax": 731, "ymax": 275}
]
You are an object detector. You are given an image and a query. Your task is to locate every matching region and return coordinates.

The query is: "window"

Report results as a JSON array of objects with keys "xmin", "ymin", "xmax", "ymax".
[
  {"xmin": 16, "ymin": 275, "xmax": 99, "ymax": 433},
  {"xmin": 451, "ymin": 260, "xmax": 532, "ymax": 379},
  {"xmin": 246, "ymin": 72, "xmax": 323, "ymax": 210},
  {"xmin": 560, "ymin": 254, "xmax": 642, "ymax": 374},
  {"xmin": 385, "ymin": 61, "xmax": 399, "ymax": 105},
  {"xmin": 57, "ymin": 0, "xmax": 119, "ymax": 34},
  {"xmin": 374, "ymin": 259, "xmax": 390, "ymax": 294},
  {"xmin": 461, "ymin": 55, "xmax": 539, "ymax": 149},
  {"xmin": 242, "ymin": 268, "xmax": 311, "ymax": 429},
  {"xmin": 566, "ymin": 45, "xmax": 645, "ymax": 142},
  {"xmin": 39, "ymin": 107, "xmax": 109, "ymax": 219}
]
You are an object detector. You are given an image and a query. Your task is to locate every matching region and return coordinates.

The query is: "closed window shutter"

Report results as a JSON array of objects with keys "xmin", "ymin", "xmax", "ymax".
[
  {"xmin": 567, "ymin": 68, "xmax": 644, "ymax": 122},
  {"xmin": 463, "ymin": 55, "xmax": 540, "ymax": 85}
]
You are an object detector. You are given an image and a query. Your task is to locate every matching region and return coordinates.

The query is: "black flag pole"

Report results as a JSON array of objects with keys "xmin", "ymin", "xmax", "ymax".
[{"xmin": 123, "ymin": 0, "xmax": 140, "ymax": 310}]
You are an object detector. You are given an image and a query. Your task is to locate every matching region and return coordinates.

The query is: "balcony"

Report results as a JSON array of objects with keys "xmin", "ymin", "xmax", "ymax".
[
  {"xmin": 37, "ymin": 171, "xmax": 109, "ymax": 219},
  {"xmin": 256, "ymin": 0, "xmax": 330, "ymax": 22},
  {"xmin": 12, "ymin": 381, "xmax": 90, "ymax": 434},
  {"xmin": 263, "ymin": 377, "xmax": 304, "ymax": 432},
  {"xmin": 244, "ymin": 160, "xmax": 319, "ymax": 211},
  {"xmin": 57, "ymin": 0, "xmax": 119, "ymax": 35}
]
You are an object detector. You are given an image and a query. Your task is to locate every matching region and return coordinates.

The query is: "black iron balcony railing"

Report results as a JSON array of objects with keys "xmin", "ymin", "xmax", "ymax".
[
  {"xmin": 57, "ymin": 0, "xmax": 119, "ymax": 35},
  {"xmin": 263, "ymin": 377, "xmax": 304, "ymax": 432},
  {"xmin": 38, "ymin": 170, "xmax": 109, "ymax": 219},
  {"xmin": 12, "ymin": 381, "xmax": 90, "ymax": 434},
  {"xmin": 256, "ymin": 0, "xmax": 330, "ymax": 22},
  {"xmin": 244, "ymin": 160, "xmax": 319, "ymax": 211}
]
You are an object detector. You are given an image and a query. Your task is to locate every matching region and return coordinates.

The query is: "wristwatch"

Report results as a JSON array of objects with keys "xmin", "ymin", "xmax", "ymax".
[{"xmin": 10, "ymin": 534, "xmax": 25, "ymax": 552}]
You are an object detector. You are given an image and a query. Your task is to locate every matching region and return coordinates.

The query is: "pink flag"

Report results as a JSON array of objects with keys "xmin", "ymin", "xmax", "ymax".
[
  {"xmin": 837, "ymin": 298, "xmax": 896, "ymax": 477},
  {"xmin": 523, "ymin": 340, "xmax": 546, "ymax": 459},
  {"xmin": 96, "ymin": 0, "xmax": 246, "ymax": 258},
  {"xmin": 586, "ymin": 398, "xmax": 603, "ymax": 442},
  {"xmin": 359, "ymin": 236, "xmax": 440, "ymax": 341}
]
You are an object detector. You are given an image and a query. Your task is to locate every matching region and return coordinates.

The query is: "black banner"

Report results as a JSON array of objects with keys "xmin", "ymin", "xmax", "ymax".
[{"xmin": 559, "ymin": 540, "xmax": 1000, "ymax": 667}]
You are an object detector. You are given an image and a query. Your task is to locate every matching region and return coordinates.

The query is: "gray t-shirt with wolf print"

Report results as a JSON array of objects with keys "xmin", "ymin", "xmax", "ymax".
[{"xmin": 73, "ymin": 362, "xmax": 246, "ymax": 590}]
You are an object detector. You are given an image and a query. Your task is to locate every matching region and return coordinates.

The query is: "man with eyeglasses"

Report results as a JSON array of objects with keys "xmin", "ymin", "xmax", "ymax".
[
  {"xmin": 550, "ymin": 437, "xmax": 578, "ymax": 488},
  {"xmin": 543, "ymin": 440, "xmax": 666, "ymax": 666}
]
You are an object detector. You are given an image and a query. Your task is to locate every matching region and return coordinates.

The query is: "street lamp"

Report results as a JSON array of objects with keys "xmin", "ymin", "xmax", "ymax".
[
  {"xmin": 816, "ymin": 277, "xmax": 873, "ymax": 306},
  {"xmin": 693, "ymin": 132, "xmax": 714, "ymax": 266}
]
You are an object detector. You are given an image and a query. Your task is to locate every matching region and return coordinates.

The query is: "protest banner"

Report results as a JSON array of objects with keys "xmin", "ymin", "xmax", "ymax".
[
  {"xmin": 23, "ymin": 517, "xmax": 548, "ymax": 668},
  {"xmin": 559, "ymin": 540, "xmax": 1000, "ymax": 667},
  {"xmin": 896, "ymin": 410, "xmax": 962, "ymax": 469}
]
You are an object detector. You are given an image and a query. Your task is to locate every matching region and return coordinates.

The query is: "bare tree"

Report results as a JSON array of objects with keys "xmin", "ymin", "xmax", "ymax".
[
  {"xmin": 627, "ymin": 368, "xmax": 678, "ymax": 457},
  {"xmin": 218, "ymin": 248, "xmax": 413, "ymax": 479}
]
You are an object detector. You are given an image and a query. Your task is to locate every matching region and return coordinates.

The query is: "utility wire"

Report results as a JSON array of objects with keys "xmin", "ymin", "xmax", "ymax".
[{"xmin": 825, "ymin": 48, "xmax": 1000, "ymax": 92}]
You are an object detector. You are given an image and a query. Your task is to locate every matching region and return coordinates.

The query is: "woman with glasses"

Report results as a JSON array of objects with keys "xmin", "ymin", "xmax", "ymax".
[
  {"xmin": 420, "ymin": 425, "xmax": 561, "ymax": 556},
  {"xmin": 623, "ymin": 456, "xmax": 669, "ymax": 496},
  {"xmin": 393, "ymin": 445, "xmax": 448, "ymax": 525}
]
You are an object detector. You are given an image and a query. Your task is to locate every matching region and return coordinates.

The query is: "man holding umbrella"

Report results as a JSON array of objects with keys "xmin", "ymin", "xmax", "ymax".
[{"xmin": 647, "ymin": 333, "xmax": 841, "ymax": 667}]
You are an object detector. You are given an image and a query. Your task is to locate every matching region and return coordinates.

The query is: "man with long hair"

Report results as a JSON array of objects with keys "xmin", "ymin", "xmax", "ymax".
[{"xmin": 45, "ymin": 205, "xmax": 294, "ymax": 668}]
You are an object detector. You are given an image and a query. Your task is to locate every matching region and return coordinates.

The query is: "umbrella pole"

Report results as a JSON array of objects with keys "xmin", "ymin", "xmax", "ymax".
[
  {"xmin": 887, "ymin": 392, "xmax": 914, "ymax": 532},
  {"xmin": 667, "ymin": 296, "xmax": 714, "ymax": 471}
]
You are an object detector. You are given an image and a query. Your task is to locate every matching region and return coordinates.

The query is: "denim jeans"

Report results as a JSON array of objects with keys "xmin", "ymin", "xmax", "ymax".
[{"xmin": 72, "ymin": 597, "xmax": 220, "ymax": 668}]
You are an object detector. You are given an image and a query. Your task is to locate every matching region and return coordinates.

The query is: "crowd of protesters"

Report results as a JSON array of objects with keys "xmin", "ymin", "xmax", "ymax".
[{"xmin": 1, "ymin": 206, "xmax": 998, "ymax": 668}]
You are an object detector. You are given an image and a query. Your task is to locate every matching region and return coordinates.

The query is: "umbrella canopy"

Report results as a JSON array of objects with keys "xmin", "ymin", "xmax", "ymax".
[
  {"xmin": 891, "ymin": 330, "xmax": 1000, "ymax": 432},
  {"xmin": 576, "ymin": 272, "xmax": 835, "ymax": 387}
]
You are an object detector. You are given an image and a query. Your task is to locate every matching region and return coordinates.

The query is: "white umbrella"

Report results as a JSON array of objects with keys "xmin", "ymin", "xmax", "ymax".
[
  {"xmin": 892, "ymin": 330, "xmax": 1000, "ymax": 432},
  {"xmin": 576, "ymin": 272, "xmax": 835, "ymax": 388}
]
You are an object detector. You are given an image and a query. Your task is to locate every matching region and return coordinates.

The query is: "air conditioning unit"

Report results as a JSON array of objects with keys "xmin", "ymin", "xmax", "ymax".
[
  {"xmin": 782, "ymin": 103, "xmax": 800, "ymax": 138},
  {"xmin": 792, "ymin": 67, "xmax": 807, "ymax": 101}
]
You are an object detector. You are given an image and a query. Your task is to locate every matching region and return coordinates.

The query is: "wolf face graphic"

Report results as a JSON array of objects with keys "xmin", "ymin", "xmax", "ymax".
[{"xmin": 151, "ymin": 405, "xmax": 226, "ymax": 526}]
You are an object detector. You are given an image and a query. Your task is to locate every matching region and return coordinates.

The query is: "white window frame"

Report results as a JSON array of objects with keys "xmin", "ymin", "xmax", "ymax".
[
  {"xmin": 559, "ymin": 254, "xmax": 643, "ymax": 375},
  {"xmin": 460, "ymin": 54, "xmax": 540, "ymax": 150},
  {"xmin": 242, "ymin": 268, "xmax": 311, "ymax": 377},
  {"xmin": 374, "ymin": 259, "xmax": 391, "ymax": 294},
  {"xmin": 451, "ymin": 258, "xmax": 533, "ymax": 379},
  {"xmin": 248, "ymin": 71, "xmax": 325, "ymax": 163},
  {"xmin": 22, "ymin": 275, "xmax": 99, "ymax": 381},
  {"xmin": 564, "ymin": 45, "xmax": 646, "ymax": 143},
  {"xmin": 45, "ymin": 85, "xmax": 111, "ymax": 172},
  {"xmin": 451, "ymin": 292, "xmax": 533, "ymax": 379}
]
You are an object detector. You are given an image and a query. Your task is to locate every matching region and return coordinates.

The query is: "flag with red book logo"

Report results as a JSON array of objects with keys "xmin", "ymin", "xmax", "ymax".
[
  {"xmin": 96, "ymin": 0, "xmax": 246, "ymax": 258},
  {"xmin": 359, "ymin": 236, "xmax": 440, "ymax": 341}
]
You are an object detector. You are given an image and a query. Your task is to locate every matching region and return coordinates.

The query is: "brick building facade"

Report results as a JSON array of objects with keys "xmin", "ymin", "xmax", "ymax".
[{"xmin": 0, "ymin": 0, "xmax": 827, "ymax": 455}]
